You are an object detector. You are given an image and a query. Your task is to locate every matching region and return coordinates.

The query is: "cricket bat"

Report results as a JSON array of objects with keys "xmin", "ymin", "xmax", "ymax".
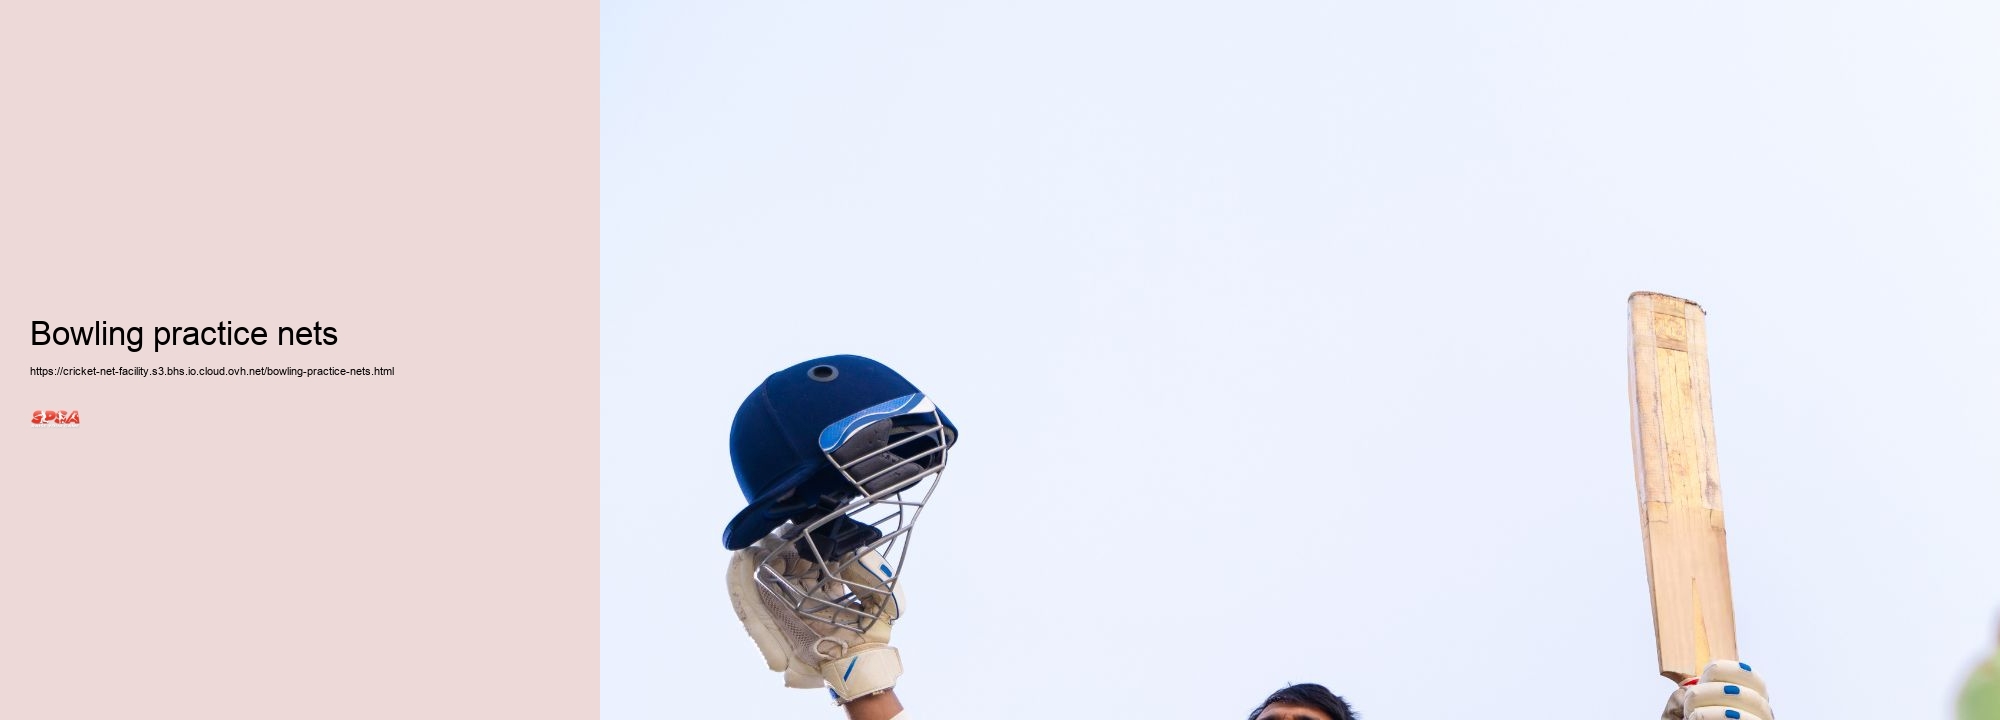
[{"xmin": 1627, "ymin": 291, "xmax": 1737, "ymax": 684}]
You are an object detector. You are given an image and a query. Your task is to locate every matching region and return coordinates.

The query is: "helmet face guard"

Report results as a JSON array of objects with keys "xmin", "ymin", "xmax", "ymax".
[{"xmin": 751, "ymin": 393, "xmax": 953, "ymax": 639}]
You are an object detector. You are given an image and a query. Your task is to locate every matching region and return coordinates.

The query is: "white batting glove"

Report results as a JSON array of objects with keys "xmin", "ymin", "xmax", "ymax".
[
  {"xmin": 726, "ymin": 535, "xmax": 905, "ymax": 704},
  {"xmin": 1661, "ymin": 660, "xmax": 1774, "ymax": 720}
]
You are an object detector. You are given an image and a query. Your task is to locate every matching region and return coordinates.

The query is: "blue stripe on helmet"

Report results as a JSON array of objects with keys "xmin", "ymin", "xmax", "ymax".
[{"xmin": 817, "ymin": 392, "xmax": 930, "ymax": 452}]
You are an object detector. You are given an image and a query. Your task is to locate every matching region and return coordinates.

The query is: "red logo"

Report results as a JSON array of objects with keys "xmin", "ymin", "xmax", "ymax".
[{"xmin": 31, "ymin": 410, "xmax": 80, "ymax": 425}]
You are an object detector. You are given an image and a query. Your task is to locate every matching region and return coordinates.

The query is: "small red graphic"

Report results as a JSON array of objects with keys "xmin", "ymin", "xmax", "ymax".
[{"xmin": 31, "ymin": 410, "xmax": 80, "ymax": 425}]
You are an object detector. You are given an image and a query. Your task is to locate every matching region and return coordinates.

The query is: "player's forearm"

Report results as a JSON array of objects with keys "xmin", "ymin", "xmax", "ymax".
[{"xmin": 842, "ymin": 690, "xmax": 904, "ymax": 720}]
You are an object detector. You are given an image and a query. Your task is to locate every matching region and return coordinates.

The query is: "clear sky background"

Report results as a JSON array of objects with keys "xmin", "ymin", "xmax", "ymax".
[{"xmin": 603, "ymin": 3, "xmax": 2000, "ymax": 718}]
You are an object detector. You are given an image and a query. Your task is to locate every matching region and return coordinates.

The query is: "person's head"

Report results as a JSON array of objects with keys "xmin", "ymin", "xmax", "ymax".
[{"xmin": 1247, "ymin": 683, "xmax": 1357, "ymax": 720}]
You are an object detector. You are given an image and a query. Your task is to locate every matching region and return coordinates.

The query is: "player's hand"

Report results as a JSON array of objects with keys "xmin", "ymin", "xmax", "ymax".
[
  {"xmin": 1660, "ymin": 660, "xmax": 1773, "ymax": 720},
  {"xmin": 726, "ymin": 535, "xmax": 904, "ymax": 703}
]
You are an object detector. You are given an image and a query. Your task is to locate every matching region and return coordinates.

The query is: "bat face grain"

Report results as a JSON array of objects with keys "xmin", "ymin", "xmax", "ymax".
[{"xmin": 1628, "ymin": 292, "xmax": 1737, "ymax": 683}]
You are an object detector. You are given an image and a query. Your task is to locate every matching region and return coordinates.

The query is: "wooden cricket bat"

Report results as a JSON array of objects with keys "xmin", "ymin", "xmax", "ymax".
[{"xmin": 1627, "ymin": 292, "xmax": 1737, "ymax": 684}]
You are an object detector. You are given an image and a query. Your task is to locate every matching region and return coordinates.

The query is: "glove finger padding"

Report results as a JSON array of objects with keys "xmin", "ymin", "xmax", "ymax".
[
  {"xmin": 1663, "ymin": 659, "xmax": 1772, "ymax": 720},
  {"xmin": 1687, "ymin": 709, "xmax": 1765, "ymax": 720},
  {"xmin": 837, "ymin": 550, "xmax": 903, "ymax": 645},
  {"xmin": 726, "ymin": 546, "xmax": 793, "ymax": 673},
  {"xmin": 751, "ymin": 541, "xmax": 841, "ymax": 660},
  {"xmin": 1696, "ymin": 661, "xmax": 1766, "ymax": 698},
  {"xmin": 1690, "ymin": 659, "xmax": 1771, "ymax": 719},
  {"xmin": 1685, "ymin": 681, "xmax": 1772, "ymax": 720},
  {"xmin": 728, "ymin": 539, "xmax": 835, "ymax": 688}
]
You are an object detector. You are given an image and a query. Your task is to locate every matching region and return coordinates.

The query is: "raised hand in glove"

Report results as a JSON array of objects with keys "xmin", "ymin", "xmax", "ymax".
[
  {"xmin": 726, "ymin": 535, "xmax": 905, "ymax": 704},
  {"xmin": 1661, "ymin": 660, "xmax": 1774, "ymax": 720}
]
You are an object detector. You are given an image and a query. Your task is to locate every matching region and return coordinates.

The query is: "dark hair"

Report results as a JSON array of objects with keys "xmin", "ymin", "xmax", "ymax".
[{"xmin": 1247, "ymin": 683, "xmax": 1357, "ymax": 720}]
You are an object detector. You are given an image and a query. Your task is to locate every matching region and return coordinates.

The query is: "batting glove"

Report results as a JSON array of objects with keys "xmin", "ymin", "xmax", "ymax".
[
  {"xmin": 1661, "ymin": 660, "xmax": 1773, "ymax": 720},
  {"xmin": 726, "ymin": 535, "xmax": 904, "ymax": 704}
]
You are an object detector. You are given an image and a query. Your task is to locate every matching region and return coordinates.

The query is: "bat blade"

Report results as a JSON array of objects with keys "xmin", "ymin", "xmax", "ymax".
[{"xmin": 1627, "ymin": 292, "xmax": 1737, "ymax": 683}]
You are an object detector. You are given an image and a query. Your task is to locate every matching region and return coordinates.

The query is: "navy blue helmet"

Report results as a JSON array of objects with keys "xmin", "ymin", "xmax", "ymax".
[{"xmin": 724, "ymin": 354, "xmax": 956, "ymax": 551}]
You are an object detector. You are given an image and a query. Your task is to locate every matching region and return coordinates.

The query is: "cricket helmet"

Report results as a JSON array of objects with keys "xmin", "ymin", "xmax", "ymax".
[
  {"xmin": 724, "ymin": 354, "xmax": 955, "ymax": 546},
  {"xmin": 724, "ymin": 354, "xmax": 956, "ymax": 636}
]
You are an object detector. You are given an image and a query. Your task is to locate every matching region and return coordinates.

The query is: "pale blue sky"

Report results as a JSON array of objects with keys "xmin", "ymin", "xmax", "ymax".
[{"xmin": 603, "ymin": 3, "xmax": 2000, "ymax": 718}]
